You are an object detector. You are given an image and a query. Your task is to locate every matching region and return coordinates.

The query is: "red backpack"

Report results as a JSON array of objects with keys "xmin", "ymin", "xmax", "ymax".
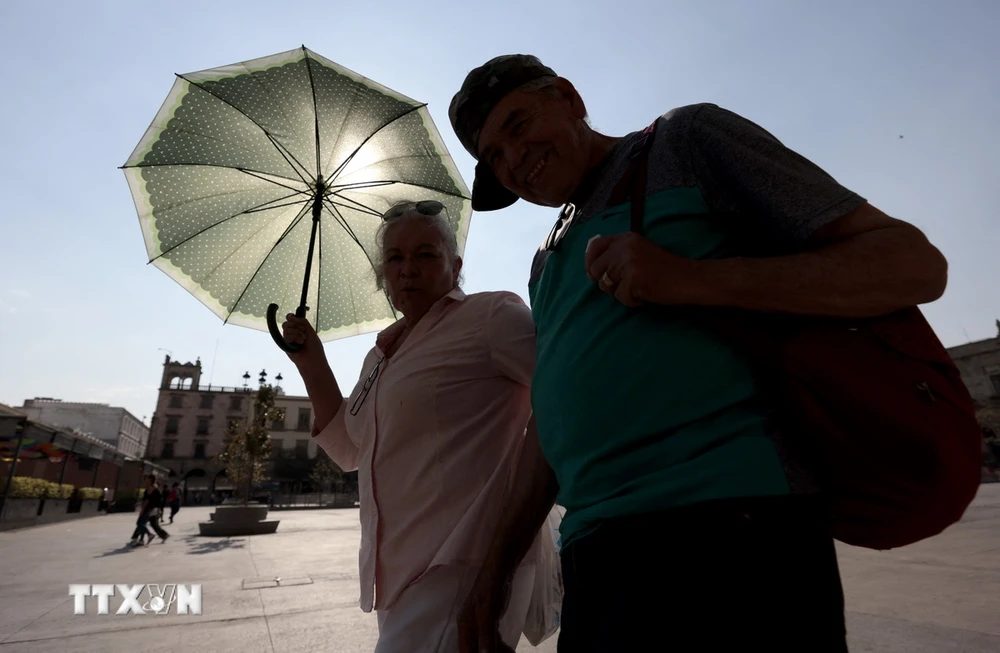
[{"xmin": 619, "ymin": 123, "xmax": 982, "ymax": 550}]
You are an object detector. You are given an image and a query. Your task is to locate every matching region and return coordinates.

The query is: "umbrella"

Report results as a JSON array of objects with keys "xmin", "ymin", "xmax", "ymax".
[{"xmin": 123, "ymin": 47, "xmax": 471, "ymax": 351}]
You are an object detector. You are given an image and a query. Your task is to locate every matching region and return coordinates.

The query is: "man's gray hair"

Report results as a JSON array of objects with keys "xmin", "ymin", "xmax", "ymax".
[
  {"xmin": 373, "ymin": 203, "xmax": 462, "ymax": 292},
  {"xmin": 519, "ymin": 76, "xmax": 559, "ymax": 94}
]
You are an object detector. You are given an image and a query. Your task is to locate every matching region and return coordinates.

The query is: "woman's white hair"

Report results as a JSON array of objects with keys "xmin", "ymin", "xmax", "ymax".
[{"xmin": 373, "ymin": 202, "xmax": 462, "ymax": 292}]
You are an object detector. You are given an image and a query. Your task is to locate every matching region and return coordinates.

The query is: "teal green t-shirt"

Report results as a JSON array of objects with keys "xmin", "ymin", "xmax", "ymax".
[{"xmin": 527, "ymin": 104, "xmax": 866, "ymax": 548}]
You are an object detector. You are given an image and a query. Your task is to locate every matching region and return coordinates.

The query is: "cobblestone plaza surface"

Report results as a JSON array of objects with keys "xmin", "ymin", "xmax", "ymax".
[{"xmin": 1, "ymin": 485, "xmax": 998, "ymax": 652}]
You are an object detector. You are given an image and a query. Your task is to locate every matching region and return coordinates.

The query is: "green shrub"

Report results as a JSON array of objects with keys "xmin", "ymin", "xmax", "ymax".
[
  {"xmin": 5, "ymin": 477, "xmax": 51, "ymax": 498},
  {"xmin": 52, "ymin": 483, "xmax": 74, "ymax": 499},
  {"xmin": 79, "ymin": 487, "xmax": 103, "ymax": 500}
]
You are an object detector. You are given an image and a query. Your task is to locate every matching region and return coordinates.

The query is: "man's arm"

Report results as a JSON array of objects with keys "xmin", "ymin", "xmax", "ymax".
[
  {"xmin": 587, "ymin": 105, "xmax": 948, "ymax": 317},
  {"xmin": 458, "ymin": 417, "xmax": 557, "ymax": 653},
  {"xmin": 488, "ymin": 417, "xmax": 558, "ymax": 573},
  {"xmin": 655, "ymin": 202, "xmax": 948, "ymax": 317}
]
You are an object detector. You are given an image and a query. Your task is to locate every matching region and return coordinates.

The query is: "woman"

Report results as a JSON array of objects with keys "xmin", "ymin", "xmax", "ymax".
[{"xmin": 282, "ymin": 200, "xmax": 540, "ymax": 652}]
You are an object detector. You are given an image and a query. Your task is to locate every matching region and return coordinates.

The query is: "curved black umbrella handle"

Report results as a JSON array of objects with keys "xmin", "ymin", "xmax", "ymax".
[{"xmin": 267, "ymin": 303, "xmax": 308, "ymax": 353}]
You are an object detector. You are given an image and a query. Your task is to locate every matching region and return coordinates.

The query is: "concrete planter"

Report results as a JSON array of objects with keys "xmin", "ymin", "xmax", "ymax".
[
  {"xmin": 1, "ymin": 497, "xmax": 106, "ymax": 530},
  {"xmin": 38, "ymin": 499, "xmax": 70, "ymax": 524},
  {"xmin": 0, "ymin": 498, "xmax": 42, "ymax": 530},
  {"xmin": 199, "ymin": 503, "xmax": 279, "ymax": 536},
  {"xmin": 80, "ymin": 500, "xmax": 101, "ymax": 515}
]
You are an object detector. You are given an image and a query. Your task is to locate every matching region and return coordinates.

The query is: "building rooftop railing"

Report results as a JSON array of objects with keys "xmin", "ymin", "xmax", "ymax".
[{"xmin": 163, "ymin": 385, "xmax": 255, "ymax": 394}]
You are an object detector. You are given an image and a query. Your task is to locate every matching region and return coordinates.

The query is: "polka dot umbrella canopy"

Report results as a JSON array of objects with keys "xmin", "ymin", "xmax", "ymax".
[{"xmin": 123, "ymin": 47, "xmax": 471, "ymax": 350}]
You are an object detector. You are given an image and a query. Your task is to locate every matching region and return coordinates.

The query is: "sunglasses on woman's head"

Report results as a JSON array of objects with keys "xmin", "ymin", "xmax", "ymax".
[{"xmin": 382, "ymin": 200, "xmax": 446, "ymax": 221}]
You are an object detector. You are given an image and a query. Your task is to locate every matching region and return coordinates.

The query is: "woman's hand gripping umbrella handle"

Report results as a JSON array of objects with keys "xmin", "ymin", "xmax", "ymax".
[{"xmin": 267, "ymin": 303, "xmax": 307, "ymax": 353}]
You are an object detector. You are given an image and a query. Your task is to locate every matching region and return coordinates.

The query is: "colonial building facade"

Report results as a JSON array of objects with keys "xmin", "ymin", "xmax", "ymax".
[
  {"xmin": 147, "ymin": 356, "xmax": 344, "ymax": 501},
  {"xmin": 947, "ymin": 321, "xmax": 1000, "ymax": 410}
]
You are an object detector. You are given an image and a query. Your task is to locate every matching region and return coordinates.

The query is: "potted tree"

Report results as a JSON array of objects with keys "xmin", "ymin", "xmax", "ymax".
[
  {"xmin": 199, "ymin": 385, "xmax": 281, "ymax": 536},
  {"xmin": 310, "ymin": 450, "xmax": 344, "ymax": 507}
]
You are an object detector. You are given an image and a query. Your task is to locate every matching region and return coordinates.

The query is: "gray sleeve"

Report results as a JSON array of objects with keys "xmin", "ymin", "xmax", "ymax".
[{"xmin": 686, "ymin": 104, "xmax": 866, "ymax": 246}]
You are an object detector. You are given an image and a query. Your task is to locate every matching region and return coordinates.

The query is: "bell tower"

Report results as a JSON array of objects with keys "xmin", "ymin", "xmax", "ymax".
[{"xmin": 160, "ymin": 355, "xmax": 202, "ymax": 390}]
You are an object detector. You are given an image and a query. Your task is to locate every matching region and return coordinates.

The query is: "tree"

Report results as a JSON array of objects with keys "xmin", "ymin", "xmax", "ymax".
[
  {"xmin": 977, "ymin": 406, "xmax": 1000, "ymax": 437},
  {"xmin": 310, "ymin": 450, "xmax": 344, "ymax": 497},
  {"xmin": 215, "ymin": 385, "xmax": 280, "ymax": 504}
]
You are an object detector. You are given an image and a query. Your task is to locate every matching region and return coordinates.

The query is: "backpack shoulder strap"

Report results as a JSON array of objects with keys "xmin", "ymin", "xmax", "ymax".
[{"xmin": 608, "ymin": 121, "xmax": 657, "ymax": 234}]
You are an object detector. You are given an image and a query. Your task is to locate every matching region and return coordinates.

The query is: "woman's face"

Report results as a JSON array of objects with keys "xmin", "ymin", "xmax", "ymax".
[{"xmin": 382, "ymin": 217, "xmax": 461, "ymax": 320}]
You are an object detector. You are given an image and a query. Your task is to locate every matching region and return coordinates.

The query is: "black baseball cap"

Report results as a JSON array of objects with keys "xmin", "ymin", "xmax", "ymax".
[{"xmin": 449, "ymin": 55, "xmax": 557, "ymax": 211}]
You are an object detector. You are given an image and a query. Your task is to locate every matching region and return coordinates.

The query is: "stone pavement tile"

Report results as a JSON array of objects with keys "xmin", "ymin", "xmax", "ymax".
[
  {"xmin": 257, "ymin": 578, "xmax": 360, "ymax": 617},
  {"xmin": 0, "ymin": 595, "xmax": 69, "ymax": 643},
  {"xmin": 846, "ymin": 611, "xmax": 1000, "ymax": 652},
  {"xmin": 839, "ymin": 549, "xmax": 1000, "ymax": 635},
  {"xmin": 263, "ymin": 605, "xmax": 560, "ymax": 653},
  {"xmin": 266, "ymin": 606, "xmax": 379, "ymax": 653},
  {"xmin": 0, "ymin": 616, "xmax": 272, "ymax": 653},
  {"xmin": 247, "ymin": 531, "xmax": 361, "ymax": 580}
]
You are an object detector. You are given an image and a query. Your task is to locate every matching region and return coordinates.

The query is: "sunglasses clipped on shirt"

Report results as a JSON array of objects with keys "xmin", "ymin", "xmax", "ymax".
[
  {"xmin": 349, "ymin": 357, "xmax": 385, "ymax": 416},
  {"xmin": 381, "ymin": 200, "xmax": 446, "ymax": 221}
]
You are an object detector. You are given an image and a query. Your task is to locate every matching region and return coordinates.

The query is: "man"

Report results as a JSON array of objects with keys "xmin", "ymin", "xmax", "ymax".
[
  {"xmin": 137, "ymin": 476, "xmax": 169, "ymax": 544},
  {"xmin": 449, "ymin": 55, "xmax": 948, "ymax": 652},
  {"xmin": 147, "ymin": 477, "xmax": 170, "ymax": 542}
]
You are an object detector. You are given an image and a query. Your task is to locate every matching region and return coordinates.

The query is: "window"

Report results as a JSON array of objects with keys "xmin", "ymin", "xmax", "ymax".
[
  {"xmin": 165, "ymin": 417, "xmax": 179, "ymax": 435},
  {"xmin": 194, "ymin": 442, "xmax": 206, "ymax": 459},
  {"xmin": 227, "ymin": 418, "xmax": 242, "ymax": 435},
  {"xmin": 161, "ymin": 442, "xmax": 175, "ymax": 458},
  {"xmin": 169, "ymin": 395, "xmax": 183, "ymax": 409},
  {"xmin": 271, "ymin": 415, "xmax": 285, "ymax": 431},
  {"xmin": 270, "ymin": 438, "xmax": 283, "ymax": 458},
  {"xmin": 297, "ymin": 407, "xmax": 311, "ymax": 432},
  {"xmin": 200, "ymin": 394, "xmax": 214, "ymax": 410},
  {"xmin": 229, "ymin": 396, "xmax": 243, "ymax": 411},
  {"xmin": 196, "ymin": 418, "xmax": 210, "ymax": 435},
  {"xmin": 991, "ymin": 374, "xmax": 1000, "ymax": 397},
  {"xmin": 295, "ymin": 439, "xmax": 309, "ymax": 460}
]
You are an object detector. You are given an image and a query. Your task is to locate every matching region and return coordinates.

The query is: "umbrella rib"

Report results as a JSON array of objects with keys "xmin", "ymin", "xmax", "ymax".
[
  {"xmin": 335, "ymin": 179, "xmax": 471, "ymax": 201},
  {"xmin": 323, "ymin": 198, "xmax": 397, "ymax": 320},
  {"xmin": 224, "ymin": 202, "xmax": 312, "ymax": 325},
  {"xmin": 315, "ymin": 198, "xmax": 324, "ymax": 332},
  {"xmin": 325, "ymin": 104, "xmax": 425, "ymax": 186},
  {"xmin": 150, "ymin": 192, "xmax": 309, "ymax": 263},
  {"xmin": 237, "ymin": 169, "xmax": 313, "ymax": 197},
  {"xmin": 324, "ymin": 192, "xmax": 383, "ymax": 218},
  {"xmin": 121, "ymin": 161, "xmax": 304, "ymax": 187},
  {"xmin": 329, "ymin": 180, "xmax": 395, "ymax": 192},
  {"xmin": 321, "ymin": 198, "xmax": 367, "ymax": 252},
  {"xmin": 233, "ymin": 60, "xmax": 319, "ymax": 181},
  {"xmin": 262, "ymin": 132, "xmax": 313, "ymax": 186},
  {"xmin": 303, "ymin": 48, "xmax": 322, "ymax": 177},
  {"xmin": 329, "ymin": 153, "xmax": 453, "ymax": 186},
  {"xmin": 321, "ymin": 202, "xmax": 361, "ymax": 334},
  {"xmin": 177, "ymin": 73, "xmax": 315, "ymax": 186},
  {"xmin": 243, "ymin": 198, "xmax": 314, "ymax": 214}
]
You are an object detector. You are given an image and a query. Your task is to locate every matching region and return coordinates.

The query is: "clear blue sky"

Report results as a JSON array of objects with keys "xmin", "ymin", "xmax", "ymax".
[{"xmin": 1, "ymin": 0, "xmax": 997, "ymax": 423}]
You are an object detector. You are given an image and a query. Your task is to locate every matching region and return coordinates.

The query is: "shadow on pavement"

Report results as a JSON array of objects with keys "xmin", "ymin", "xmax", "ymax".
[
  {"xmin": 183, "ymin": 535, "xmax": 246, "ymax": 555},
  {"xmin": 94, "ymin": 545, "xmax": 137, "ymax": 558}
]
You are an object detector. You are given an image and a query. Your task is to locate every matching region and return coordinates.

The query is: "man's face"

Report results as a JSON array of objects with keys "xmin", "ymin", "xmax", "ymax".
[{"xmin": 476, "ymin": 79, "xmax": 590, "ymax": 207}]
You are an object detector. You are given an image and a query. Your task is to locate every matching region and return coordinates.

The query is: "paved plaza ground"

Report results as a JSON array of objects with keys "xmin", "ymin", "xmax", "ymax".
[{"xmin": 0, "ymin": 485, "xmax": 998, "ymax": 652}]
